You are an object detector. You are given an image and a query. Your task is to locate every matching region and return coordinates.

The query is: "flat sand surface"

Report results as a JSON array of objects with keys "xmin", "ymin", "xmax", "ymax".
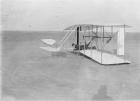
[{"xmin": 2, "ymin": 31, "xmax": 140, "ymax": 101}]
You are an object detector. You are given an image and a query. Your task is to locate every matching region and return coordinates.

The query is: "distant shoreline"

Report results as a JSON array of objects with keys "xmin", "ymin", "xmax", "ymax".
[{"xmin": 1, "ymin": 30, "xmax": 140, "ymax": 34}]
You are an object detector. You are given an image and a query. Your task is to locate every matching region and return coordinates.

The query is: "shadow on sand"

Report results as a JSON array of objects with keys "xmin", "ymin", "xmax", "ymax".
[
  {"xmin": 50, "ymin": 52, "xmax": 68, "ymax": 57},
  {"xmin": 93, "ymin": 85, "xmax": 113, "ymax": 101}
]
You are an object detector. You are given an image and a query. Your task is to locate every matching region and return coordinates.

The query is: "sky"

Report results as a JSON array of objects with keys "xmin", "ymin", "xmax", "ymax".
[{"xmin": 2, "ymin": 0, "xmax": 140, "ymax": 32}]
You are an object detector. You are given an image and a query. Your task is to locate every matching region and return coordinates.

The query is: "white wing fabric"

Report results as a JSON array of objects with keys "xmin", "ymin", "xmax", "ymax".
[
  {"xmin": 41, "ymin": 39, "xmax": 56, "ymax": 45},
  {"xmin": 40, "ymin": 39, "xmax": 60, "ymax": 52}
]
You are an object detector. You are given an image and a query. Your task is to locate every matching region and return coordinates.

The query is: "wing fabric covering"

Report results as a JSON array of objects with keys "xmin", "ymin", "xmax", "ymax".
[{"xmin": 41, "ymin": 39, "xmax": 56, "ymax": 45}]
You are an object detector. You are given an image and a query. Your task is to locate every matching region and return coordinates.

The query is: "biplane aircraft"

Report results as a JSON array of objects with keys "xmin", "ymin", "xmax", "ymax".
[{"xmin": 40, "ymin": 24, "xmax": 131, "ymax": 65}]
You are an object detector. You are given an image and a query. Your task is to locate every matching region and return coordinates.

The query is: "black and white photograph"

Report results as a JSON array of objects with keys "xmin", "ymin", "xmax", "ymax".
[{"xmin": 1, "ymin": 0, "xmax": 140, "ymax": 101}]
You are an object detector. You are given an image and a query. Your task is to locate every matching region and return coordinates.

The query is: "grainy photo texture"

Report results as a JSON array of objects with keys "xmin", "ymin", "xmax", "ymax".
[{"xmin": 1, "ymin": 0, "xmax": 140, "ymax": 101}]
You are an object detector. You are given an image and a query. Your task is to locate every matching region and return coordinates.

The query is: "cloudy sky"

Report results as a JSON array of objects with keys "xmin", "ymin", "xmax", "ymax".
[{"xmin": 2, "ymin": 0, "xmax": 140, "ymax": 31}]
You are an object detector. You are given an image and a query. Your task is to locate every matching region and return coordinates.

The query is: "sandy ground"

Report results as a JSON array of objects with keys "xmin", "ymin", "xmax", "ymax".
[{"xmin": 1, "ymin": 31, "xmax": 140, "ymax": 101}]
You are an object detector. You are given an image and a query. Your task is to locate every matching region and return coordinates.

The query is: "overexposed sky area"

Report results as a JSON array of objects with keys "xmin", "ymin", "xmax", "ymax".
[{"xmin": 2, "ymin": 0, "xmax": 140, "ymax": 31}]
